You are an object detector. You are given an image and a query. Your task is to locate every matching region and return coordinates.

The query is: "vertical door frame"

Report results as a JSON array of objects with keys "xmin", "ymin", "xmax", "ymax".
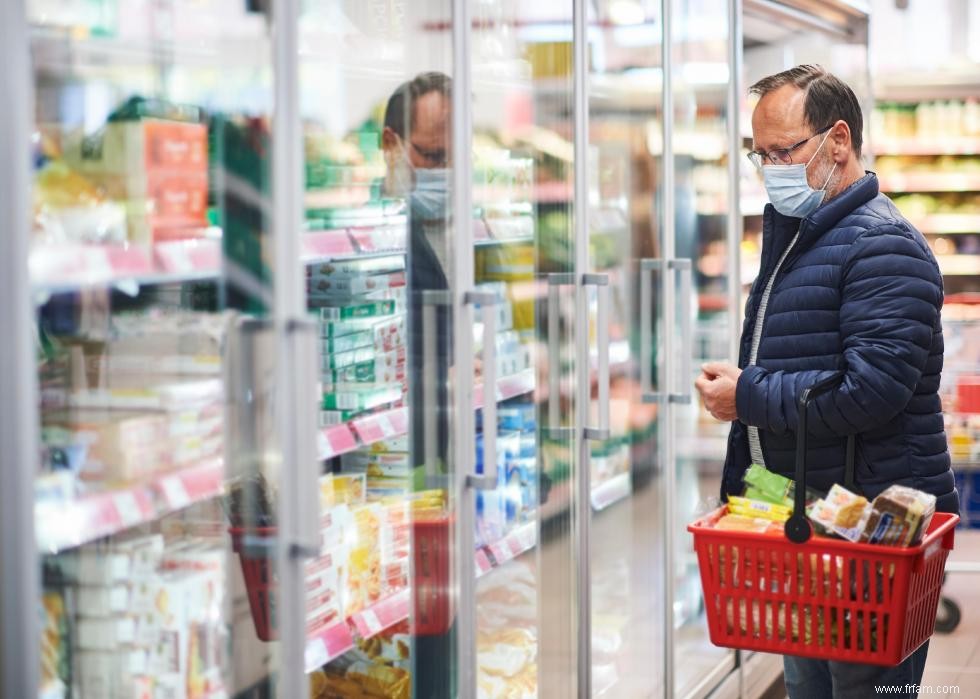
[
  {"xmin": 660, "ymin": 0, "xmax": 678, "ymax": 695},
  {"xmin": 271, "ymin": 0, "xmax": 313, "ymax": 695},
  {"xmin": 727, "ymin": 0, "xmax": 744, "ymax": 368},
  {"xmin": 452, "ymin": 0, "xmax": 479, "ymax": 694},
  {"xmin": 572, "ymin": 0, "xmax": 592, "ymax": 696},
  {"xmin": 0, "ymin": 1, "xmax": 41, "ymax": 697}
]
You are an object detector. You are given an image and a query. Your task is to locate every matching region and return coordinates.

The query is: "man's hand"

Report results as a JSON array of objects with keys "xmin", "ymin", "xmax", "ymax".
[{"xmin": 695, "ymin": 361, "xmax": 742, "ymax": 422}]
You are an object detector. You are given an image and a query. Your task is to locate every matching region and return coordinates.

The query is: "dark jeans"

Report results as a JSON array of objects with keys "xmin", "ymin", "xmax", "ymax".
[{"xmin": 784, "ymin": 641, "xmax": 930, "ymax": 699}]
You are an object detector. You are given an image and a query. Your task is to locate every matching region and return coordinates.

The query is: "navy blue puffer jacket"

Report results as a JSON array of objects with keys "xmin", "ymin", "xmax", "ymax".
[{"xmin": 722, "ymin": 172, "xmax": 959, "ymax": 514}]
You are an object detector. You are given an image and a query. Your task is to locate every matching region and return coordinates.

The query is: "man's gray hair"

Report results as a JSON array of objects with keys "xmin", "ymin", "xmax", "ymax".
[{"xmin": 750, "ymin": 64, "xmax": 863, "ymax": 157}]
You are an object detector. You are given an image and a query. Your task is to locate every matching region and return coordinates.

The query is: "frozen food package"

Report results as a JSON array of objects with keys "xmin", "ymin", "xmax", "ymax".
[
  {"xmin": 860, "ymin": 485, "xmax": 937, "ymax": 547},
  {"xmin": 307, "ymin": 270, "xmax": 406, "ymax": 297},
  {"xmin": 306, "ymin": 255, "xmax": 405, "ymax": 277},
  {"xmin": 322, "ymin": 385, "xmax": 403, "ymax": 412},
  {"xmin": 314, "ymin": 299, "xmax": 397, "ymax": 321},
  {"xmin": 318, "ymin": 314, "xmax": 405, "ymax": 339}
]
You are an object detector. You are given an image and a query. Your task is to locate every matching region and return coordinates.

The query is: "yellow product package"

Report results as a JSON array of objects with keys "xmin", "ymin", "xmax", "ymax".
[{"xmin": 728, "ymin": 496, "xmax": 792, "ymax": 523}]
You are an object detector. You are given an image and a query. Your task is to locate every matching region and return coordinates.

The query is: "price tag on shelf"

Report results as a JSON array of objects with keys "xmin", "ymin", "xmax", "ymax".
[
  {"xmin": 475, "ymin": 549, "xmax": 493, "ymax": 576},
  {"xmin": 360, "ymin": 609, "xmax": 384, "ymax": 637},
  {"xmin": 160, "ymin": 476, "xmax": 191, "ymax": 510},
  {"xmin": 113, "ymin": 492, "xmax": 144, "ymax": 527},
  {"xmin": 305, "ymin": 638, "xmax": 329, "ymax": 672}
]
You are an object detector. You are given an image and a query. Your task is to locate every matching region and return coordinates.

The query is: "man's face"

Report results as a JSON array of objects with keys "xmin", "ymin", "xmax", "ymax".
[
  {"xmin": 405, "ymin": 90, "xmax": 451, "ymax": 169},
  {"xmin": 751, "ymin": 83, "xmax": 838, "ymax": 194}
]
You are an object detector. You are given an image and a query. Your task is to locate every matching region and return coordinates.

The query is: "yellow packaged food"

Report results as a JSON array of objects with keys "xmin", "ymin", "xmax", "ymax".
[{"xmin": 728, "ymin": 496, "xmax": 792, "ymax": 523}]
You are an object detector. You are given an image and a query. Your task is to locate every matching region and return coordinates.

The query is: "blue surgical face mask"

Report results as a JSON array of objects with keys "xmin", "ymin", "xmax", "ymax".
[
  {"xmin": 762, "ymin": 130, "xmax": 836, "ymax": 218},
  {"xmin": 411, "ymin": 167, "xmax": 450, "ymax": 221}
]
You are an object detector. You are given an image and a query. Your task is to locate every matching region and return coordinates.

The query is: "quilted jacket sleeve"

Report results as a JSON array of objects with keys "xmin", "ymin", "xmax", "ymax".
[{"xmin": 735, "ymin": 223, "xmax": 943, "ymax": 438}]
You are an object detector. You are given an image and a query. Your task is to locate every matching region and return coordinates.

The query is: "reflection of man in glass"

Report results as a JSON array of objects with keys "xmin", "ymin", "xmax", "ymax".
[
  {"xmin": 382, "ymin": 71, "xmax": 453, "ymax": 474},
  {"xmin": 382, "ymin": 71, "xmax": 456, "ymax": 699}
]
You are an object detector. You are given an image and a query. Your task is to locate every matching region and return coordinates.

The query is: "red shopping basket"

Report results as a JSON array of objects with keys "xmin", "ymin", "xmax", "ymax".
[
  {"xmin": 229, "ymin": 527, "xmax": 278, "ymax": 641},
  {"xmin": 689, "ymin": 373, "xmax": 960, "ymax": 665},
  {"xmin": 230, "ymin": 514, "xmax": 455, "ymax": 642}
]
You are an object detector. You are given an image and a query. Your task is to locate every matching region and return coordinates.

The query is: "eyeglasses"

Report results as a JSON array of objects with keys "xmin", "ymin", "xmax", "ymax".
[
  {"xmin": 410, "ymin": 141, "xmax": 449, "ymax": 167},
  {"xmin": 746, "ymin": 124, "xmax": 833, "ymax": 169}
]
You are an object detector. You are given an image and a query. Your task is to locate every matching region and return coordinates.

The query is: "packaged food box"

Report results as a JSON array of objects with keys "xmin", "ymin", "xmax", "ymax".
[
  {"xmin": 321, "ymin": 345, "xmax": 382, "ymax": 371},
  {"xmin": 320, "ymin": 473, "xmax": 367, "ymax": 508},
  {"xmin": 322, "ymin": 350, "xmax": 406, "ymax": 386},
  {"xmin": 318, "ymin": 323, "xmax": 405, "ymax": 355},
  {"xmin": 67, "ymin": 377, "xmax": 222, "ymax": 412},
  {"xmin": 727, "ymin": 496, "xmax": 792, "ymax": 523},
  {"xmin": 322, "ymin": 385, "xmax": 403, "ymax": 412},
  {"xmin": 808, "ymin": 484, "xmax": 871, "ymax": 542},
  {"xmin": 318, "ymin": 313, "xmax": 405, "ymax": 337},
  {"xmin": 308, "ymin": 271, "xmax": 406, "ymax": 297},
  {"xmin": 315, "ymin": 299, "xmax": 397, "ymax": 321},
  {"xmin": 860, "ymin": 485, "xmax": 937, "ymax": 547},
  {"xmin": 307, "ymin": 255, "xmax": 405, "ymax": 278},
  {"xmin": 77, "ymin": 616, "xmax": 137, "ymax": 650}
]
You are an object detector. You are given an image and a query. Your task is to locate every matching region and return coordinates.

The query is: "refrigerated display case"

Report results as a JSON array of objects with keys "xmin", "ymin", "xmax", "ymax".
[{"xmin": 1, "ymin": 1, "xmax": 880, "ymax": 699}]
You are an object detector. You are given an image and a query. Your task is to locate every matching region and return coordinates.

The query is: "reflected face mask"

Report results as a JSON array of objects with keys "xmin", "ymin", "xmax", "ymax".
[
  {"xmin": 411, "ymin": 167, "xmax": 451, "ymax": 221},
  {"xmin": 762, "ymin": 130, "xmax": 836, "ymax": 218}
]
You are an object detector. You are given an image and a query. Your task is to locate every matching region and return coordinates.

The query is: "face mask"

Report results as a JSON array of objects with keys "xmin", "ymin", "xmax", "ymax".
[
  {"xmin": 411, "ymin": 167, "xmax": 451, "ymax": 221},
  {"xmin": 762, "ymin": 129, "xmax": 837, "ymax": 218}
]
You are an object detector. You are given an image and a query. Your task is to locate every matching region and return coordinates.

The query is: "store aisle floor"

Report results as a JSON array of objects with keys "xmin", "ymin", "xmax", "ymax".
[{"xmin": 919, "ymin": 529, "xmax": 980, "ymax": 695}]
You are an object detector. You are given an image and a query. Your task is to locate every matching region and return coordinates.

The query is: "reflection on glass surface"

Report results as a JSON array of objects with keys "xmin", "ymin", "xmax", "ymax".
[
  {"xmin": 585, "ymin": 3, "xmax": 667, "ymax": 697},
  {"xmin": 28, "ymin": 1, "xmax": 277, "ymax": 698},
  {"xmin": 468, "ymin": 2, "xmax": 578, "ymax": 697},
  {"xmin": 670, "ymin": 0, "xmax": 736, "ymax": 696}
]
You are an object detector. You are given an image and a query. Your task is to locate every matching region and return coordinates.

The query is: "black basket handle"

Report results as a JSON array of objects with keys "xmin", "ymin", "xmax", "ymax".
[{"xmin": 784, "ymin": 371, "xmax": 857, "ymax": 544}]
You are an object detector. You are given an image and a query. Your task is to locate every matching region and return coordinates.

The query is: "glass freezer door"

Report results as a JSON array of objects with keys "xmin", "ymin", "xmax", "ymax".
[
  {"xmin": 21, "ymin": 1, "xmax": 316, "ymax": 697},
  {"xmin": 467, "ymin": 2, "xmax": 582, "ymax": 698},
  {"xmin": 666, "ymin": 0, "xmax": 739, "ymax": 695},
  {"xmin": 583, "ymin": 2, "xmax": 668, "ymax": 696}
]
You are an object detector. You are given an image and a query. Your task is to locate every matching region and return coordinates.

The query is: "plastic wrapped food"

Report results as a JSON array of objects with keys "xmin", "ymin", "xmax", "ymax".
[
  {"xmin": 860, "ymin": 485, "xmax": 936, "ymax": 547},
  {"xmin": 727, "ymin": 496, "xmax": 792, "ymax": 523}
]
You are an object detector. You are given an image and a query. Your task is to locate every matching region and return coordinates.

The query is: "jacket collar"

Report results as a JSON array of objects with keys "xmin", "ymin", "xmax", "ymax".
[{"xmin": 761, "ymin": 171, "xmax": 879, "ymax": 266}]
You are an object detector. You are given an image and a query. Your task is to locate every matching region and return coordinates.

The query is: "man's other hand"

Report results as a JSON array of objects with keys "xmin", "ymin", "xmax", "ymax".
[{"xmin": 695, "ymin": 361, "xmax": 741, "ymax": 422}]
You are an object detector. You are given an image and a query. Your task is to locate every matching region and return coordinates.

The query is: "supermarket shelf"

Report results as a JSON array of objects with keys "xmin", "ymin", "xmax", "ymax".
[
  {"xmin": 304, "ymin": 589, "xmax": 410, "ymax": 672},
  {"xmin": 304, "ymin": 520, "xmax": 536, "ymax": 673},
  {"xmin": 30, "ymin": 238, "xmax": 222, "ymax": 295},
  {"xmin": 937, "ymin": 255, "xmax": 980, "ymax": 277},
  {"xmin": 878, "ymin": 173, "xmax": 980, "ymax": 193},
  {"xmin": 320, "ymin": 369, "xmax": 536, "ymax": 461},
  {"xmin": 35, "ymin": 457, "xmax": 224, "ymax": 554},
  {"xmin": 910, "ymin": 214, "xmax": 980, "ymax": 235},
  {"xmin": 873, "ymin": 138, "xmax": 980, "ymax": 157}
]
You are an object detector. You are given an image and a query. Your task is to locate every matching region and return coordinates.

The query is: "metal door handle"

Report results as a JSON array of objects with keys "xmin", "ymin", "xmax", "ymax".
[
  {"xmin": 420, "ymin": 290, "xmax": 451, "ymax": 489},
  {"xmin": 465, "ymin": 290, "xmax": 500, "ymax": 490},
  {"xmin": 286, "ymin": 318, "xmax": 321, "ymax": 559},
  {"xmin": 547, "ymin": 273, "xmax": 575, "ymax": 440},
  {"xmin": 640, "ymin": 258, "xmax": 662, "ymax": 404},
  {"xmin": 669, "ymin": 259, "xmax": 693, "ymax": 405},
  {"xmin": 583, "ymin": 273, "xmax": 610, "ymax": 441}
]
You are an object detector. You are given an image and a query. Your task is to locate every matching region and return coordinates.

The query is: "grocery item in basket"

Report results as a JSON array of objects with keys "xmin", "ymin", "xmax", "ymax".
[
  {"xmin": 807, "ymin": 484, "xmax": 872, "ymax": 542},
  {"xmin": 714, "ymin": 514, "xmax": 784, "ymax": 534},
  {"xmin": 727, "ymin": 496, "xmax": 792, "ymax": 523},
  {"xmin": 859, "ymin": 485, "xmax": 937, "ymax": 547},
  {"xmin": 741, "ymin": 464, "xmax": 822, "ymax": 509}
]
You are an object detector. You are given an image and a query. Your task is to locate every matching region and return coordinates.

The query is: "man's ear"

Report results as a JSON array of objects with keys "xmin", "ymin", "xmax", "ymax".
[
  {"xmin": 382, "ymin": 127, "xmax": 400, "ymax": 152},
  {"xmin": 830, "ymin": 119, "xmax": 851, "ymax": 163}
]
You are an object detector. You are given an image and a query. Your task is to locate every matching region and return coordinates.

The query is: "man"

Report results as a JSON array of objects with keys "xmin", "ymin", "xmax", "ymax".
[{"xmin": 695, "ymin": 65, "xmax": 958, "ymax": 698}]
